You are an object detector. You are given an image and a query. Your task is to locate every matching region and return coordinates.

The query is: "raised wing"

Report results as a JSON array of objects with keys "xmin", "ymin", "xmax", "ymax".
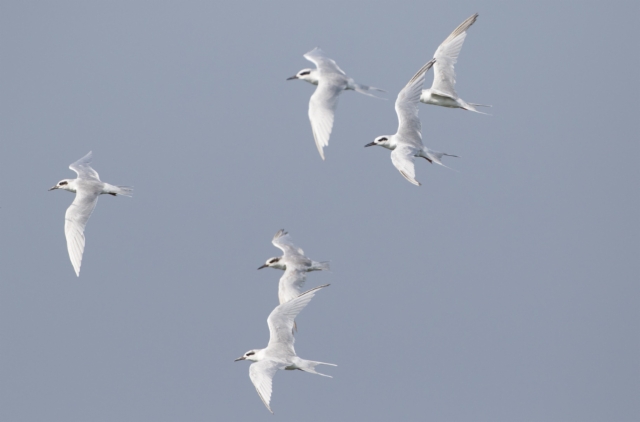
[
  {"xmin": 278, "ymin": 269, "xmax": 307, "ymax": 305},
  {"xmin": 395, "ymin": 59, "xmax": 435, "ymax": 148},
  {"xmin": 69, "ymin": 151, "xmax": 100, "ymax": 181},
  {"xmin": 308, "ymin": 81, "xmax": 343, "ymax": 160},
  {"xmin": 391, "ymin": 146, "xmax": 421, "ymax": 186},
  {"xmin": 303, "ymin": 47, "xmax": 347, "ymax": 76},
  {"xmin": 64, "ymin": 190, "xmax": 100, "ymax": 276},
  {"xmin": 431, "ymin": 13, "xmax": 478, "ymax": 98},
  {"xmin": 249, "ymin": 360, "xmax": 283, "ymax": 414},
  {"xmin": 267, "ymin": 284, "xmax": 329, "ymax": 351},
  {"xmin": 272, "ymin": 229, "xmax": 304, "ymax": 257}
]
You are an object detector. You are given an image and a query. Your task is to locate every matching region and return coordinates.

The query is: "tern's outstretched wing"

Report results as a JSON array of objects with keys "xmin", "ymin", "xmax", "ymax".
[
  {"xmin": 391, "ymin": 146, "xmax": 421, "ymax": 186},
  {"xmin": 278, "ymin": 269, "xmax": 307, "ymax": 305},
  {"xmin": 395, "ymin": 59, "xmax": 435, "ymax": 148},
  {"xmin": 267, "ymin": 284, "xmax": 329, "ymax": 351},
  {"xmin": 69, "ymin": 151, "xmax": 100, "ymax": 181},
  {"xmin": 308, "ymin": 81, "xmax": 343, "ymax": 160},
  {"xmin": 64, "ymin": 190, "xmax": 100, "ymax": 276},
  {"xmin": 272, "ymin": 229, "xmax": 304, "ymax": 257},
  {"xmin": 303, "ymin": 47, "xmax": 347, "ymax": 76},
  {"xmin": 249, "ymin": 360, "xmax": 283, "ymax": 414},
  {"xmin": 430, "ymin": 13, "xmax": 478, "ymax": 98}
]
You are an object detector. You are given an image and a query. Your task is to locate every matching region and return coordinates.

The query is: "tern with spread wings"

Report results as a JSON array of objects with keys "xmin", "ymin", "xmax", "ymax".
[
  {"xmin": 287, "ymin": 47, "xmax": 384, "ymax": 160},
  {"xmin": 49, "ymin": 152, "xmax": 132, "ymax": 276},
  {"xmin": 420, "ymin": 13, "xmax": 490, "ymax": 113},
  {"xmin": 365, "ymin": 59, "xmax": 458, "ymax": 186},
  {"xmin": 258, "ymin": 229, "xmax": 329, "ymax": 305},
  {"xmin": 234, "ymin": 285, "xmax": 335, "ymax": 414}
]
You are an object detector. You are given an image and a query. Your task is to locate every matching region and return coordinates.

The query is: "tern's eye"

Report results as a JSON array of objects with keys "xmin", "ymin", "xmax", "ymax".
[
  {"xmin": 59, "ymin": 181, "xmax": 68, "ymax": 186},
  {"xmin": 246, "ymin": 352, "xmax": 255, "ymax": 356},
  {"xmin": 299, "ymin": 71, "xmax": 310, "ymax": 76},
  {"xmin": 269, "ymin": 258, "xmax": 278, "ymax": 264}
]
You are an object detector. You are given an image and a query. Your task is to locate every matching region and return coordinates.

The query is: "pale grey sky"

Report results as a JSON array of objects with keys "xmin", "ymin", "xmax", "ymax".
[{"xmin": 0, "ymin": 1, "xmax": 638, "ymax": 421}]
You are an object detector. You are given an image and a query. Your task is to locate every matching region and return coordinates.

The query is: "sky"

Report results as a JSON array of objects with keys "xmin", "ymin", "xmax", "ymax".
[{"xmin": 0, "ymin": 1, "xmax": 638, "ymax": 421}]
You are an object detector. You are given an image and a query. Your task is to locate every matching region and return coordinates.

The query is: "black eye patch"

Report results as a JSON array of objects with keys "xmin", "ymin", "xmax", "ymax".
[
  {"xmin": 59, "ymin": 181, "xmax": 68, "ymax": 186},
  {"xmin": 246, "ymin": 352, "xmax": 255, "ymax": 356},
  {"xmin": 300, "ymin": 71, "xmax": 310, "ymax": 76}
]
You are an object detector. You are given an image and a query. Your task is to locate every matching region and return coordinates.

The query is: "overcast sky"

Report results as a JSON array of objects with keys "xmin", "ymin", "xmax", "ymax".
[{"xmin": 0, "ymin": 1, "xmax": 638, "ymax": 421}]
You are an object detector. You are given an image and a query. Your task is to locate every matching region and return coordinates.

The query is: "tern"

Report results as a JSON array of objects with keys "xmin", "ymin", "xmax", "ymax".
[
  {"xmin": 287, "ymin": 47, "xmax": 384, "ymax": 160},
  {"xmin": 420, "ymin": 13, "xmax": 490, "ymax": 113},
  {"xmin": 365, "ymin": 58, "xmax": 458, "ymax": 186},
  {"xmin": 258, "ymin": 229, "xmax": 329, "ymax": 273},
  {"xmin": 259, "ymin": 230, "xmax": 330, "ymax": 323},
  {"xmin": 235, "ymin": 285, "xmax": 336, "ymax": 414},
  {"xmin": 49, "ymin": 152, "xmax": 132, "ymax": 276}
]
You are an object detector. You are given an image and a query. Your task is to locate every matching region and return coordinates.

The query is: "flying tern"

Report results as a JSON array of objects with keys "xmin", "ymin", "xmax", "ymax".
[
  {"xmin": 365, "ymin": 59, "xmax": 458, "ymax": 186},
  {"xmin": 49, "ymin": 152, "xmax": 132, "ymax": 276},
  {"xmin": 258, "ymin": 229, "xmax": 329, "ymax": 273},
  {"xmin": 288, "ymin": 47, "xmax": 385, "ymax": 160},
  {"xmin": 420, "ymin": 13, "xmax": 490, "ymax": 113},
  {"xmin": 235, "ymin": 284, "xmax": 335, "ymax": 414}
]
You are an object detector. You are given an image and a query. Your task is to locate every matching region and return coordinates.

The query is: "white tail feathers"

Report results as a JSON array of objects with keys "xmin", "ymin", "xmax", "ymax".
[
  {"xmin": 301, "ymin": 360, "xmax": 338, "ymax": 377},
  {"xmin": 316, "ymin": 261, "xmax": 330, "ymax": 271},
  {"xmin": 462, "ymin": 103, "xmax": 491, "ymax": 115},
  {"xmin": 354, "ymin": 84, "xmax": 386, "ymax": 99},
  {"xmin": 113, "ymin": 186, "xmax": 133, "ymax": 197},
  {"xmin": 425, "ymin": 150, "xmax": 459, "ymax": 171}
]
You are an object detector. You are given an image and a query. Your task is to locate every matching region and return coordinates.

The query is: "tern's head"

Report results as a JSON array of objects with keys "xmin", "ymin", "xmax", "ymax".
[
  {"xmin": 258, "ymin": 257, "xmax": 286, "ymax": 270},
  {"xmin": 49, "ymin": 179, "xmax": 76, "ymax": 192},
  {"xmin": 235, "ymin": 349, "xmax": 261, "ymax": 362},
  {"xmin": 286, "ymin": 68, "xmax": 318, "ymax": 85},
  {"xmin": 365, "ymin": 136, "xmax": 393, "ymax": 150}
]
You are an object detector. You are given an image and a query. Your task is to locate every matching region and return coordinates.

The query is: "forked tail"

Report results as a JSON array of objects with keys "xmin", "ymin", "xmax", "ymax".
[
  {"xmin": 424, "ymin": 150, "xmax": 459, "ymax": 171},
  {"xmin": 314, "ymin": 261, "xmax": 330, "ymax": 271},
  {"xmin": 300, "ymin": 359, "xmax": 338, "ymax": 378},
  {"xmin": 103, "ymin": 183, "xmax": 133, "ymax": 197},
  {"xmin": 114, "ymin": 186, "xmax": 134, "ymax": 197},
  {"xmin": 354, "ymin": 83, "xmax": 386, "ymax": 99},
  {"xmin": 461, "ymin": 100, "xmax": 491, "ymax": 115}
]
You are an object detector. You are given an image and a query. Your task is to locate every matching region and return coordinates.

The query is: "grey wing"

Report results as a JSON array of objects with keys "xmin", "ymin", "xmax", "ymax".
[
  {"xmin": 249, "ymin": 360, "xmax": 283, "ymax": 414},
  {"xmin": 278, "ymin": 269, "xmax": 307, "ymax": 304},
  {"xmin": 303, "ymin": 47, "xmax": 347, "ymax": 76},
  {"xmin": 267, "ymin": 284, "xmax": 329, "ymax": 350},
  {"xmin": 431, "ymin": 13, "xmax": 478, "ymax": 98},
  {"xmin": 395, "ymin": 59, "xmax": 436, "ymax": 147},
  {"xmin": 64, "ymin": 190, "xmax": 100, "ymax": 276},
  {"xmin": 69, "ymin": 151, "xmax": 100, "ymax": 181},
  {"xmin": 391, "ymin": 146, "xmax": 421, "ymax": 186},
  {"xmin": 308, "ymin": 80, "xmax": 344, "ymax": 160},
  {"xmin": 272, "ymin": 229, "xmax": 304, "ymax": 257}
]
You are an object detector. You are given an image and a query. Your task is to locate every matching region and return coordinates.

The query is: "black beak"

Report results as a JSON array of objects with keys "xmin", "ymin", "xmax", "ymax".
[
  {"xmin": 234, "ymin": 356, "xmax": 246, "ymax": 362},
  {"xmin": 48, "ymin": 186, "xmax": 58, "ymax": 191},
  {"xmin": 286, "ymin": 75, "xmax": 298, "ymax": 80},
  {"xmin": 258, "ymin": 264, "xmax": 268, "ymax": 270},
  {"xmin": 364, "ymin": 142, "xmax": 376, "ymax": 147}
]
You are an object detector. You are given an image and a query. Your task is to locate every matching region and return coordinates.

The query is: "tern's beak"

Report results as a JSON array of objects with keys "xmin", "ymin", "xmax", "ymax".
[
  {"xmin": 286, "ymin": 75, "xmax": 298, "ymax": 80},
  {"xmin": 234, "ymin": 356, "xmax": 246, "ymax": 362},
  {"xmin": 257, "ymin": 264, "xmax": 268, "ymax": 270},
  {"xmin": 364, "ymin": 141, "xmax": 376, "ymax": 147},
  {"xmin": 48, "ymin": 185, "xmax": 58, "ymax": 191}
]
